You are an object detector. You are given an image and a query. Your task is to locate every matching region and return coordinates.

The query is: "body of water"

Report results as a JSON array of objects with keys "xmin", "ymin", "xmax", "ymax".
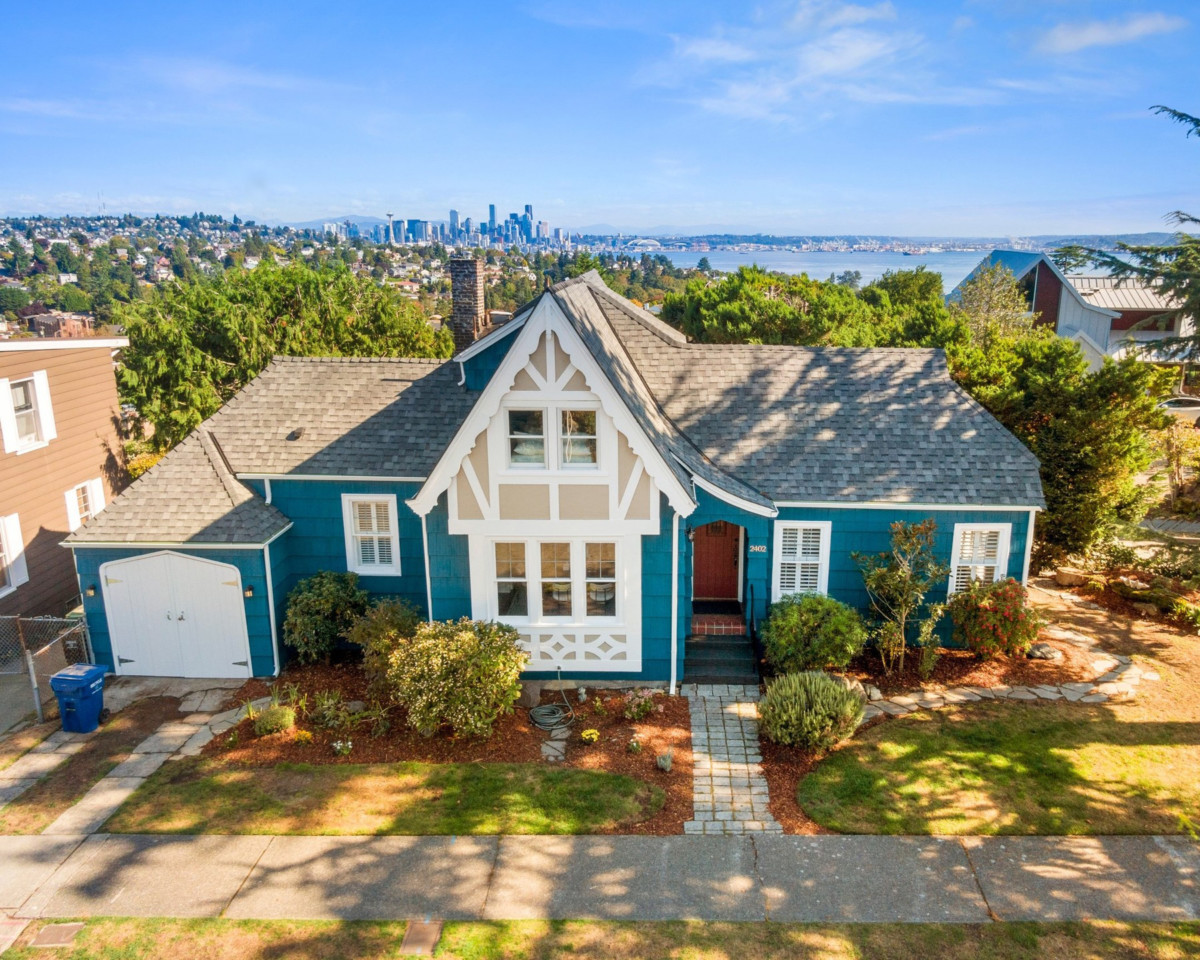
[{"xmin": 660, "ymin": 249, "xmax": 990, "ymax": 294}]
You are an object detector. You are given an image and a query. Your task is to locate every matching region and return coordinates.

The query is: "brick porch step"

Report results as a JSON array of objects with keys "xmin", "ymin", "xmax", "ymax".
[{"xmin": 691, "ymin": 613, "xmax": 745, "ymax": 636}]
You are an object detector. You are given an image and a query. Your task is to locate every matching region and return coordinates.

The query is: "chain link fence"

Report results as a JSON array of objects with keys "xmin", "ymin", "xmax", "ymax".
[{"xmin": 0, "ymin": 616, "xmax": 92, "ymax": 730}]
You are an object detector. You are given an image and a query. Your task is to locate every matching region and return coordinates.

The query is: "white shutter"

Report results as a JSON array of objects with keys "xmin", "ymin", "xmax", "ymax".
[
  {"xmin": 1, "ymin": 514, "xmax": 28, "ymax": 588},
  {"xmin": 90, "ymin": 478, "xmax": 106, "ymax": 513},
  {"xmin": 0, "ymin": 378, "xmax": 18, "ymax": 454},
  {"xmin": 773, "ymin": 522, "xmax": 830, "ymax": 600},
  {"xmin": 65, "ymin": 487, "xmax": 82, "ymax": 532},
  {"xmin": 31, "ymin": 371, "xmax": 56, "ymax": 442},
  {"xmin": 949, "ymin": 524, "xmax": 1010, "ymax": 594}
]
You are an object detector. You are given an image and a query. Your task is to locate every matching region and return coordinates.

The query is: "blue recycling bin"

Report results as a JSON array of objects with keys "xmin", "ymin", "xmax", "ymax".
[{"xmin": 49, "ymin": 664, "xmax": 108, "ymax": 734}]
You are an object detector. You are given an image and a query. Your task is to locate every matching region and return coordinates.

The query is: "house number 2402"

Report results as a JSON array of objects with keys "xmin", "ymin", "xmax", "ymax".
[{"xmin": 748, "ymin": 544, "xmax": 767, "ymax": 554}]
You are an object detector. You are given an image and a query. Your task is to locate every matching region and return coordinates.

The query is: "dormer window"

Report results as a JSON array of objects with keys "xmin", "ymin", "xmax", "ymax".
[
  {"xmin": 508, "ymin": 410, "xmax": 545, "ymax": 467},
  {"xmin": 561, "ymin": 410, "xmax": 597, "ymax": 466}
]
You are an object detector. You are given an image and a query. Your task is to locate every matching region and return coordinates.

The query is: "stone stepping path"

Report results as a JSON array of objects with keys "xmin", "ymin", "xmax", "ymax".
[
  {"xmin": 860, "ymin": 626, "xmax": 1159, "ymax": 724},
  {"xmin": 681, "ymin": 684, "xmax": 781, "ymax": 836},
  {"xmin": 0, "ymin": 730, "xmax": 96, "ymax": 808}
]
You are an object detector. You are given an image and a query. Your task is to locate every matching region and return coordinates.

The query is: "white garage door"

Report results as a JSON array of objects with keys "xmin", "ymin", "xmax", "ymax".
[{"xmin": 100, "ymin": 552, "xmax": 253, "ymax": 679}]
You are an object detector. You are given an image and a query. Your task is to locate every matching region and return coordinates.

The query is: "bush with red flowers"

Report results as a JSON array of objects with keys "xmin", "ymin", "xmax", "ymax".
[{"xmin": 947, "ymin": 578, "xmax": 1041, "ymax": 660}]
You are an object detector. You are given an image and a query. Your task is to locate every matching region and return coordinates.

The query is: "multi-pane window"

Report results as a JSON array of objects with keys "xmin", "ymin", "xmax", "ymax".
[
  {"xmin": 508, "ymin": 410, "xmax": 545, "ymax": 466},
  {"xmin": 561, "ymin": 410, "xmax": 597, "ymax": 466},
  {"xmin": 540, "ymin": 542, "xmax": 572, "ymax": 617},
  {"xmin": 949, "ymin": 524, "xmax": 1010, "ymax": 593},
  {"xmin": 773, "ymin": 522, "xmax": 831, "ymax": 600},
  {"xmin": 585, "ymin": 542, "xmax": 616, "ymax": 616},
  {"xmin": 65, "ymin": 478, "xmax": 104, "ymax": 532},
  {"xmin": 495, "ymin": 542, "xmax": 528, "ymax": 616},
  {"xmin": 10, "ymin": 379, "xmax": 39, "ymax": 446},
  {"xmin": 342, "ymin": 495, "xmax": 400, "ymax": 575},
  {"xmin": 76, "ymin": 484, "xmax": 93, "ymax": 524}
]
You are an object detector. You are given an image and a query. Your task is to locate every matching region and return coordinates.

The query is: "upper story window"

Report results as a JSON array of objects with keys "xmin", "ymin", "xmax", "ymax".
[
  {"xmin": 508, "ymin": 410, "xmax": 546, "ymax": 466},
  {"xmin": 949, "ymin": 523, "xmax": 1011, "ymax": 594},
  {"xmin": 561, "ymin": 410, "xmax": 597, "ymax": 466},
  {"xmin": 505, "ymin": 406, "xmax": 600, "ymax": 470},
  {"xmin": 341, "ymin": 494, "xmax": 401, "ymax": 576},
  {"xmin": 0, "ymin": 371, "xmax": 57, "ymax": 454},
  {"xmin": 66, "ymin": 478, "xmax": 105, "ymax": 532},
  {"xmin": 0, "ymin": 513, "xmax": 29, "ymax": 599}
]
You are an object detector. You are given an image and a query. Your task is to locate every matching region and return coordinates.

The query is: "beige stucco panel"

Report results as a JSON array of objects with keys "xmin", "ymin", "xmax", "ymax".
[
  {"xmin": 467, "ymin": 430, "xmax": 490, "ymax": 492},
  {"xmin": 455, "ymin": 473, "xmax": 483, "ymax": 520},
  {"xmin": 617, "ymin": 435, "xmax": 638, "ymax": 499},
  {"xmin": 512, "ymin": 368, "xmax": 539, "ymax": 392},
  {"xmin": 562, "ymin": 369, "xmax": 589, "ymax": 392},
  {"xmin": 528, "ymin": 333, "xmax": 548, "ymax": 379},
  {"xmin": 627, "ymin": 471, "xmax": 652, "ymax": 520},
  {"xmin": 499, "ymin": 483, "xmax": 551, "ymax": 520},
  {"xmin": 558, "ymin": 484, "xmax": 610, "ymax": 520},
  {"xmin": 552, "ymin": 332, "xmax": 571, "ymax": 380}
]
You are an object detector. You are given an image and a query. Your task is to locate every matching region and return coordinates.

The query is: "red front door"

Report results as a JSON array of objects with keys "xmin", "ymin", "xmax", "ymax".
[{"xmin": 693, "ymin": 521, "xmax": 740, "ymax": 599}]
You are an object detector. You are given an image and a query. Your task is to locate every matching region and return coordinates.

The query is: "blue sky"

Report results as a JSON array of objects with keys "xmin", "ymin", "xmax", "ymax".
[{"xmin": 1, "ymin": 1, "xmax": 1196, "ymax": 235}]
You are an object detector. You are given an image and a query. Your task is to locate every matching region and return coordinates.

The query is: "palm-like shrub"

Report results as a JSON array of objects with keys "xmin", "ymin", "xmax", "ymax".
[
  {"xmin": 378, "ymin": 618, "xmax": 527, "ymax": 739},
  {"xmin": 761, "ymin": 594, "xmax": 867, "ymax": 673},
  {"xmin": 759, "ymin": 671, "xmax": 864, "ymax": 750}
]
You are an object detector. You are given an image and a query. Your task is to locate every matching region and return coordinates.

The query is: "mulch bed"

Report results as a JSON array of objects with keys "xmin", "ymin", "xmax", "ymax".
[
  {"xmin": 209, "ymin": 664, "xmax": 692, "ymax": 835},
  {"xmin": 839, "ymin": 635, "xmax": 1095, "ymax": 695}
]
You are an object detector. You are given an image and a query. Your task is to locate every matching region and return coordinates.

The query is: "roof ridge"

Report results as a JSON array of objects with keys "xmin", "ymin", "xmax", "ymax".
[
  {"xmin": 589, "ymin": 283, "xmax": 688, "ymax": 346},
  {"xmin": 198, "ymin": 428, "xmax": 253, "ymax": 507}
]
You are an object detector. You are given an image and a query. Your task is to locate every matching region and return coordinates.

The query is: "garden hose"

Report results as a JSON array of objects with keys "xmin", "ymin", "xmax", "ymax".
[{"xmin": 528, "ymin": 682, "xmax": 576, "ymax": 732}]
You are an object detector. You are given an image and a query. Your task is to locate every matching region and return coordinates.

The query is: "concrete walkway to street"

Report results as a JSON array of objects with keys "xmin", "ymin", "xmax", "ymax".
[{"xmin": 3, "ymin": 833, "xmax": 1197, "ymax": 924}]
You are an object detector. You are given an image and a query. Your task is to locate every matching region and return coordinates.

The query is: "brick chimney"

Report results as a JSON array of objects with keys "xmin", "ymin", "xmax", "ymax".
[{"xmin": 449, "ymin": 256, "xmax": 489, "ymax": 353}]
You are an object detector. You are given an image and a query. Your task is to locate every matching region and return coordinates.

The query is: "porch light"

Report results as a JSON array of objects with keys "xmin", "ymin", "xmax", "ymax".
[
  {"xmin": 85, "ymin": 585, "xmax": 96, "ymax": 598},
  {"xmin": 243, "ymin": 586, "xmax": 254, "ymax": 598}
]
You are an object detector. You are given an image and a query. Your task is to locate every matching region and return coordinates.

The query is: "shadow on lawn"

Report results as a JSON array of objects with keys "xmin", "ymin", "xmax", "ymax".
[{"xmin": 800, "ymin": 701, "xmax": 1200, "ymax": 835}]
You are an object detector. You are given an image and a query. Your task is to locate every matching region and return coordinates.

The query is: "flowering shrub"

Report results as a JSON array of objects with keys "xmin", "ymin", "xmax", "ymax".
[
  {"xmin": 294, "ymin": 730, "xmax": 314, "ymax": 745},
  {"xmin": 947, "ymin": 578, "xmax": 1041, "ymax": 660},
  {"xmin": 623, "ymin": 688, "xmax": 659, "ymax": 721},
  {"xmin": 331, "ymin": 739, "xmax": 353, "ymax": 757},
  {"xmin": 347, "ymin": 600, "xmax": 423, "ymax": 697},
  {"xmin": 580, "ymin": 728, "xmax": 600, "ymax": 744},
  {"xmin": 377, "ymin": 618, "xmax": 527, "ymax": 739},
  {"xmin": 762, "ymin": 594, "xmax": 868, "ymax": 673},
  {"xmin": 627, "ymin": 738, "xmax": 642, "ymax": 754}
]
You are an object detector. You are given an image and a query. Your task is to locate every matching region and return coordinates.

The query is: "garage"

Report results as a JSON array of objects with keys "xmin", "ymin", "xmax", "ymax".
[{"xmin": 99, "ymin": 552, "xmax": 253, "ymax": 679}]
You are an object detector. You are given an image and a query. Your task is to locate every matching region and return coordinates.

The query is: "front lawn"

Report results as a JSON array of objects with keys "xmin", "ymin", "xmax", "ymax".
[
  {"xmin": 798, "ymin": 698, "xmax": 1200, "ymax": 836},
  {"xmin": 7, "ymin": 918, "xmax": 1199, "ymax": 960},
  {"xmin": 104, "ymin": 757, "xmax": 663, "ymax": 835}
]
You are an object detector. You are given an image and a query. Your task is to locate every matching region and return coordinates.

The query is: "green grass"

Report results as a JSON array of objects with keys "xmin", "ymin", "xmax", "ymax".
[
  {"xmin": 798, "ymin": 699, "xmax": 1200, "ymax": 835},
  {"xmin": 103, "ymin": 758, "xmax": 663, "ymax": 835},
  {"xmin": 6, "ymin": 918, "xmax": 1199, "ymax": 960}
]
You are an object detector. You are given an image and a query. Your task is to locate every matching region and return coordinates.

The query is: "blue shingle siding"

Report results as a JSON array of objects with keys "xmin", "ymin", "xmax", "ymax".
[
  {"xmin": 72, "ymin": 547, "xmax": 276, "ymax": 677},
  {"xmin": 266, "ymin": 479, "xmax": 428, "ymax": 609},
  {"xmin": 461, "ymin": 332, "xmax": 516, "ymax": 390},
  {"xmin": 425, "ymin": 493, "xmax": 471, "ymax": 621},
  {"xmin": 770, "ymin": 505, "xmax": 1033, "ymax": 646}
]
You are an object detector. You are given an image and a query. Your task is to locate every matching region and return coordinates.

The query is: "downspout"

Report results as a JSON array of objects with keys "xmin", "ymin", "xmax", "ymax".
[
  {"xmin": 670, "ymin": 511, "xmax": 680, "ymax": 695},
  {"xmin": 1021, "ymin": 508, "xmax": 1037, "ymax": 584},
  {"xmin": 421, "ymin": 513, "xmax": 434, "ymax": 623},
  {"xmin": 263, "ymin": 542, "xmax": 280, "ymax": 677}
]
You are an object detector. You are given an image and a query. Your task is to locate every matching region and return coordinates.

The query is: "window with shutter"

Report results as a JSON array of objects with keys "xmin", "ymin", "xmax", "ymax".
[
  {"xmin": 342, "ymin": 495, "xmax": 401, "ymax": 575},
  {"xmin": 948, "ymin": 523, "xmax": 1011, "ymax": 594},
  {"xmin": 773, "ymin": 521, "xmax": 831, "ymax": 601}
]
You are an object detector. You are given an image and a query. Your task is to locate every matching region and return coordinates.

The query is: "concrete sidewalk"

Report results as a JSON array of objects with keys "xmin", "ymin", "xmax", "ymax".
[{"xmin": 3, "ymin": 833, "xmax": 1197, "ymax": 923}]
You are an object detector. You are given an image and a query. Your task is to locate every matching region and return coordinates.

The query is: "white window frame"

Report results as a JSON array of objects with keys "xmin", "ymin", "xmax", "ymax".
[
  {"xmin": 0, "ymin": 371, "xmax": 57, "ymax": 455},
  {"xmin": 487, "ymin": 537, "xmax": 620, "ymax": 626},
  {"xmin": 501, "ymin": 401, "xmax": 603, "ymax": 474},
  {"xmin": 0, "ymin": 513, "xmax": 29, "ymax": 599},
  {"xmin": 948, "ymin": 522, "xmax": 1011, "ymax": 595},
  {"xmin": 772, "ymin": 521, "xmax": 832, "ymax": 601},
  {"xmin": 65, "ymin": 478, "xmax": 105, "ymax": 532},
  {"xmin": 341, "ymin": 494, "xmax": 401, "ymax": 576},
  {"xmin": 506, "ymin": 408, "xmax": 547, "ymax": 469}
]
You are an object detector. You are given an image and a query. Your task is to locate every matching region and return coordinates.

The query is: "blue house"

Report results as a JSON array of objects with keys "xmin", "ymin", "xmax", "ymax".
[{"xmin": 65, "ymin": 264, "xmax": 1043, "ymax": 691}]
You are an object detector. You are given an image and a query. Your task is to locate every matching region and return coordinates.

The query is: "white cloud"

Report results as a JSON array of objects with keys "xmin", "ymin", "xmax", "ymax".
[
  {"xmin": 674, "ymin": 36, "xmax": 758, "ymax": 63},
  {"xmin": 1038, "ymin": 12, "xmax": 1187, "ymax": 55}
]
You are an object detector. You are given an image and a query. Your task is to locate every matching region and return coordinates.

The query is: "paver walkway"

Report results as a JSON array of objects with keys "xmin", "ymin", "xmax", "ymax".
[
  {"xmin": 2, "ymin": 833, "xmax": 1197, "ymax": 923},
  {"xmin": 681, "ymin": 684, "xmax": 780, "ymax": 835}
]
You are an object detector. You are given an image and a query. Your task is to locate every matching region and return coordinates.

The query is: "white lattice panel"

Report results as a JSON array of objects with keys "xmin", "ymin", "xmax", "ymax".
[{"xmin": 518, "ymin": 630, "xmax": 640, "ymax": 671}]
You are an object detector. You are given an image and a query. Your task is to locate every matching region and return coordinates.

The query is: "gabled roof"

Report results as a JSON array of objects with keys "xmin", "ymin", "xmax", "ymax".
[
  {"xmin": 65, "ymin": 427, "xmax": 290, "ymax": 545},
  {"xmin": 949, "ymin": 250, "xmax": 1120, "ymax": 322}
]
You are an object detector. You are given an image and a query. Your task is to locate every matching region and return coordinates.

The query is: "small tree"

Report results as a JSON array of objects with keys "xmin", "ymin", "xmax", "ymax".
[
  {"xmin": 1162, "ymin": 420, "xmax": 1200, "ymax": 503},
  {"xmin": 853, "ymin": 519, "xmax": 949, "ymax": 675},
  {"xmin": 950, "ymin": 262, "xmax": 1037, "ymax": 349}
]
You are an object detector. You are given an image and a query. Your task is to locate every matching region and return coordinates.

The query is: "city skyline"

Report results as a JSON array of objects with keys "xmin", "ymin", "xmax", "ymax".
[{"xmin": 1, "ymin": 1, "xmax": 1195, "ymax": 235}]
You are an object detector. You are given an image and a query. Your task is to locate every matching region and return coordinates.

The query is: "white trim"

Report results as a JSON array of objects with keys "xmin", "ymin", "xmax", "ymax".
[
  {"xmin": 774, "ymin": 500, "xmax": 1042, "ymax": 512},
  {"xmin": 0, "ymin": 372, "xmax": 55, "ymax": 454},
  {"xmin": 237, "ymin": 474, "xmax": 426, "ymax": 482},
  {"xmin": 63, "ymin": 523, "xmax": 295, "ymax": 551},
  {"xmin": 0, "ymin": 513, "xmax": 29, "ymax": 598},
  {"xmin": 263, "ymin": 478, "xmax": 273, "ymax": 504},
  {"xmin": 948, "ymin": 522, "xmax": 1012, "ymax": 595},
  {"xmin": 737, "ymin": 525, "xmax": 745, "ymax": 604},
  {"xmin": 341, "ymin": 493, "xmax": 402, "ymax": 576},
  {"xmin": 670, "ymin": 511, "xmax": 679, "ymax": 696},
  {"xmin": 263, "ymin": 541, "xmax": 280, "ymax": 677},
  {"xmin": 453, "ymin": 314, "xmax": 527, "ymax": 362},
  {"xmin": 0, "ymin": 377, "xmax": 17, "ymax": 453},
  {"xmin": 1021, "ymin": 509, "xmax": 1036, "ymax": 584},
  {"xmin": 421, "ymin": 513, "xmax": 433, "ymax": 623},
  {"xmin": 409, "ymin": 295, "xmax": 695, "ymax": 518},
  {"xmin": 689, "ymin": 471, "xmax": 777, "ymax": 518},
  {"xmin": 771, "ymin": 520, "xmax": 832, "ymax": 602},
  {"xmin": 30, "ymin": 371, "xmax": 56, "ymax": 443},
  {"xmin": 0, "ymin": 338, "xmax": 128, "ymax": 352}
]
